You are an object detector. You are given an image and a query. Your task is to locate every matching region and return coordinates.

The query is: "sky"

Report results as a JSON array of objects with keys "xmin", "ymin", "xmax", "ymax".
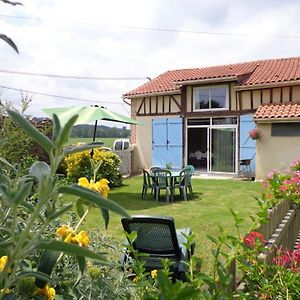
[{"xmin": 1, "ymin": 0, "xmax": 300, "ymax": 126}]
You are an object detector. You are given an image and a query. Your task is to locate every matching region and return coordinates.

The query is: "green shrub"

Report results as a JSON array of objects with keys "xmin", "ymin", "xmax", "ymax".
[
  {"xmin": 0, "ymin": 105, "xmax": 37, "ymax": 173},
  {"xmin": 63, "ymin": 147, "xmax": 123, "ymax": 187},
  {"xmin": 0, "ymin": 109, "xmax": 130, "ymax": 299},
  {"xmin": 0, "ymin": 99, "xmax": 52, "ymax": 173}
]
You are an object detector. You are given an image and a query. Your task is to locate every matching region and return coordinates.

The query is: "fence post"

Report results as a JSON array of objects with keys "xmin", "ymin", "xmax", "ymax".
[{"xmin": 228, "ymin": 258, "xmax": 236, "ymax": 292}]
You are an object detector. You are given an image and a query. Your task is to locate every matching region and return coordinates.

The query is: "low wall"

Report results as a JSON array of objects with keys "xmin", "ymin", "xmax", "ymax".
[{"xmin": 113, "ymin": 149, "xmax": 132, "ymax": 176}]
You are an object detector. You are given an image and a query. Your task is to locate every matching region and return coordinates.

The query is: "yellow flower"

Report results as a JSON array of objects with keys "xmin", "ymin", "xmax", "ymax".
[
  {"xmin": 72, "ymin": 231, "xmax": 89, "ymax": 247},
  {"xmin": 64, "ymin": 232, "xmax": 74, "ymax": 243},
  {"xmin": 35, "ymin": 284, "xmax": 55, "ymax": 300},
  {"xmin": 89, "ymin": 179, "xmax": 100, "ymax": 192},
  {"xmin": 78, "ymin": 177, "xmax": 90, "ymax": 188},
  {"xmin": 151, "ymin": 269, "xmax": 158, "ymax": 279},
  {"xmin": 0, "ymin": 256, "xmax": 11, "ymax": 273},
  {"xmin": 0, "ymin": 288, "xmax": 10, "ymax": 294},
  {"xmin": 78, "ymin": 177, "xmax": 110, "ymax": 197},
  {"xmin": 56, "ymin": 225, "xmax": 74, "ymax": 238},
  {"xmin": 99, "ymin": 178, "xmax": 109, "ymax": 185},
  {"xmin": 95, "ymin": 179, "xmax": 110, "ymax": 198}
]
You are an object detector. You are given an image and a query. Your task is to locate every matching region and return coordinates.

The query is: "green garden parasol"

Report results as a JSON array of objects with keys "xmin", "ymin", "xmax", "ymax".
[{"xmin": 43, "ymin": 105, "xmax": 142, "ymax": 141}]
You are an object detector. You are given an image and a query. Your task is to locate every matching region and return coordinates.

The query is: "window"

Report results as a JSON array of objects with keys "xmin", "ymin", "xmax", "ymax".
[
  {"xmin": 187, "ymin": 118, "xmax": 210, "ymax": 126},
  {"xmin": 193, "ymin": 85, "xmax": 228, "ymax": 111},
  {"xmin": 271, "ymin": 122, "xmax": 300, "ymax": 136},
  {"xmin": 187, "ymin": 117, "xmax": 237, "ymax": 127},
  {"xmin": 212, "ymin": 117, "xmax": 237, "ymax": 125}
]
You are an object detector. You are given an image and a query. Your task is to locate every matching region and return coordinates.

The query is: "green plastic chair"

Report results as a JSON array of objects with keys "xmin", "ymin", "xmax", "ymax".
[
  {"xmin": 185, "ymin": 165, "xmax": 195, "ymax": 175},
  {"xmin": 120, "ymin": 215, "xmax": 195, "ymax": 281},
  {"xmin": 141, "ymin": 169, "xmax": 156, "ymax": 199},
  {"xmin": 174, "ymin": 169, "xmax": 193, "ymax": 201},
  {"xmin": 153, "ymin": 169, "xmax": 173, "ymax": 202}
]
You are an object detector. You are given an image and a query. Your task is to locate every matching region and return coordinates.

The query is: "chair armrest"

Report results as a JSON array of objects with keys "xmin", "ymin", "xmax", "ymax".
[
  {"xmin": 176, "ymin": 228, "xmax": 194, "ymax": 272},
  {"xmin": 119, "ymin": 239, "xmax": 130, "ymax": 266}
]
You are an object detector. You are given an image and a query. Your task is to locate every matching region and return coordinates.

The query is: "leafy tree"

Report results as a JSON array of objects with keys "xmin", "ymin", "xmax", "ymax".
[
  {"xmin": 71, "ymin": 124, "xmax": 130, "ymax": 138},
  {"xmin": 0, "ymin": 97, "xmax": 51, "ymax": 173}
]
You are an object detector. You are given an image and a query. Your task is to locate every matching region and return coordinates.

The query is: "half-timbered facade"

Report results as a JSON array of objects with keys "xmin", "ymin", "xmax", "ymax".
[{"xmin": 123, "ymin": 57, "xmax": 300, "ymax": 179}]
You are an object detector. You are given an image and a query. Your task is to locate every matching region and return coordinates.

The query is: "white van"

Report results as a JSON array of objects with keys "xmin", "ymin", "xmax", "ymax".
[{"xmin": 113, "ymin": 139, "xmax": 130, "ymax": 151}]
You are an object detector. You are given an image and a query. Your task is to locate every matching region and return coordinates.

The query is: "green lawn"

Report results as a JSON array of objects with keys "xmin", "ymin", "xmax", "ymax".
[
  {"xmin": 67, "ymin": 176, "xmax": 264, "ymax": 271},
  {"xmin": 68, "ymin": 137, "xmax": 117, "ymax": 148}
]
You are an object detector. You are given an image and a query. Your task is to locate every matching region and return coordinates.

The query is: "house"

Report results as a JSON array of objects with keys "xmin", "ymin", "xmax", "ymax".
[
  {"xmin": 254, "ymin": 103, "xmax": 300, "ymax": 179},
  {"xmin": 123, "ymin": 57, "xmax": 300, "ymax": 180}
]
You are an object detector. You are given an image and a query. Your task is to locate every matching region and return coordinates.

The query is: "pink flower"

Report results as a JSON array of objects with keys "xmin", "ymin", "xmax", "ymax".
[
  {"xmin": 291, "ymin": 159, "xmax": 300, "ymax": 172},
  {"xmin": 249, "ymin": 128, "xmax": 262, "ymax": 140},
  {"xmin": 263, "ymin": 181, "xmax": 269, "ymax": 188},
  {"xmin": 243, "ymin": 231, "xmax": 266, "ymax": 248},
  {"xmin": 267, "ymin": 170, "xmax": 278, "ymax": 179},
  {"xmin": 279, "ymin": 185, "xmax": 288, "ymax": 191}
]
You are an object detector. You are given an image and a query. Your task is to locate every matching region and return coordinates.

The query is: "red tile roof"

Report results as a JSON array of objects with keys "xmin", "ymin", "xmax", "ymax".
[
  {"xmin": 254, "ymin": 103, "xmax": 300, "ymax": 120},
  {"xmin": 124, "ymin": 57, "xmax": 300, "ymax": 97}
]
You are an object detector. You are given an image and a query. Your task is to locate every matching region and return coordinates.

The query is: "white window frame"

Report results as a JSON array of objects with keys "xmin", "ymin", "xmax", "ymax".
[
  {"xmin": 186, "ymin": 117, "xmax": 238, "ymax": 174},
  {"xmin": 193, "ymin": 85, "xmax": 229, "ymax": 112}
]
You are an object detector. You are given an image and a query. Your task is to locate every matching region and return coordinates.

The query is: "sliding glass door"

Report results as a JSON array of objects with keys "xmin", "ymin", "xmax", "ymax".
[
  {"xmin": 187, "ymin": 117, "xmax": 237, "ymax": 173},
  {"xmin": 210, "ymin": 128, "xmax": 236, "ymax": 173}
]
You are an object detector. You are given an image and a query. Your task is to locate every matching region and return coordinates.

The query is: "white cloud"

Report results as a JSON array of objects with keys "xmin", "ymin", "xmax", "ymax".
[{"xmin": 0, "ymin": 0, "xmax": 300, "ymax": 124}]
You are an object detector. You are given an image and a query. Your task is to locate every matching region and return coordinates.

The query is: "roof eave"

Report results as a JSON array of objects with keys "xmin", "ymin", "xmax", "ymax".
[
  {"xmin": 174, "ymin": 76, "xmax": 238, "ymax": 87},
  {"xmin": 236, "ymin": 80, "xmax": 300, "ymax": 91},
  {"xmin": 123, "ymin": 90, "xmax": 181, "ymax": 99},
  {"xmin": 254, "ymin": 117, "xmax": 300, "ymax": 123}
]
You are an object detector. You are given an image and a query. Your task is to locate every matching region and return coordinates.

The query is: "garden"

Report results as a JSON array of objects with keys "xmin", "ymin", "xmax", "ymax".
[{"xmin": 1, "ymin": 104, "xmax": 300, "ymax": 299}]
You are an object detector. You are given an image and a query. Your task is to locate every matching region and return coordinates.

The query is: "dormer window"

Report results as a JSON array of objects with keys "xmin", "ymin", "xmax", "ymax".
[{"xmin": 193, "ymin": 85, "xmax": 228, "ymax": 111}]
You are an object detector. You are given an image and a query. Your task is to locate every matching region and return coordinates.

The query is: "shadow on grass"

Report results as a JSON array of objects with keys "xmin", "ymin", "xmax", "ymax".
[{"xmin": 109, "ymin": 191, "xmax": 203, "ymax": 211}]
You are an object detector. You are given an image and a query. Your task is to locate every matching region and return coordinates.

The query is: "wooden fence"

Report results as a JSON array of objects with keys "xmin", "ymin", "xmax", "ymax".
[
  {"xmin": 230, "ymin": 199, "xmax": 300, "ymax": 290},
  {"xmin": 258, "ymin": 199, "xmax": 300, "ymax": 263}
]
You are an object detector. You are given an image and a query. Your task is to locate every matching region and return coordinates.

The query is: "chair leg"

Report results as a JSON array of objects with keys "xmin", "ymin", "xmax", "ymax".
[
  {"xmin": 142, "ymin": 186, "xmax": 148, "ymax": 199},
  {"xmin": 170, "ymin": 187, "xmax": 174, "ymax": 202},
  {"xmin": 141, "ymin": 186, "xmax": 145, "ymax": 199},
  {"xmin": 166, "ymin": 188, "xmax": 170, "ymax": 203},
  {"xmin": 182, "ymin": 186, "xmax": 187, "ymax": 201},
  {"xmin": 155, "ymin": 187, "xmax": 159, "ymax": 202},
  {"xmin": 188, "ymin": 184, "xmax": 193, "ymax": 195}
]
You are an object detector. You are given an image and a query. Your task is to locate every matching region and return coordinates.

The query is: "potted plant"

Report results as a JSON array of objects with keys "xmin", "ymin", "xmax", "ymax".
[{"xmin": 249, "ymin": 128, "xmax": 262, "ymax": 140}]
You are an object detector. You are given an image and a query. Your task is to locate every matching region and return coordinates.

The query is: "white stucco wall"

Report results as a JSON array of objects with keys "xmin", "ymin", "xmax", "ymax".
[{"xmin": 256, "ymin": 122, "xmax": 300, "ymax": 180}]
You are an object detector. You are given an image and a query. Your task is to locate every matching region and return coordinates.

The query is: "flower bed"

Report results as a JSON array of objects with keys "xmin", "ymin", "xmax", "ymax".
[{"xmin": 229, "ymin": 160, "xmax": 300, "ymax": 297}]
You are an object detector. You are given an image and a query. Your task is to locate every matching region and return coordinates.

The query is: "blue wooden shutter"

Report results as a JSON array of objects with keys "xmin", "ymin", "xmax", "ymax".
[
  {"xmin": 167, "ymin": 118, "xmax": 183, "ymax": 168},
  {"xmin": 239, "ymin": 114, "xmax": 256, "ymax": 172},
  {"xmin": 152, "ymin": 118, "xmax": 183, "ymax": 168}
]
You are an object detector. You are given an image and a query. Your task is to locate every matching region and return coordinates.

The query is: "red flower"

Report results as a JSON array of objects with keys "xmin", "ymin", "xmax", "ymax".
[
  {"xmin": 273, "ymin": 247, "xmax": 300, "ymax": 271},
  {"xmin": 243, "ymin": 231, "xmax": 266, "ymax": 248},
  {"xmin": 273, "ymin": 251, "xmax": 292, "ymax": 268},
  {"xmin": 249, "ymin": 128, "xmax": 262, "ymax": 140}
]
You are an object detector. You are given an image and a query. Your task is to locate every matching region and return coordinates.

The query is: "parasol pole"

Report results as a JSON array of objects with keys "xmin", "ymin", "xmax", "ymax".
[
  {"xmin": 90, "ymin": 119, "xmax": 98, "ymax": 157},
  {"xmin": 92, "ymin": 119, "xmax": 98, "ymax": 142}
]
